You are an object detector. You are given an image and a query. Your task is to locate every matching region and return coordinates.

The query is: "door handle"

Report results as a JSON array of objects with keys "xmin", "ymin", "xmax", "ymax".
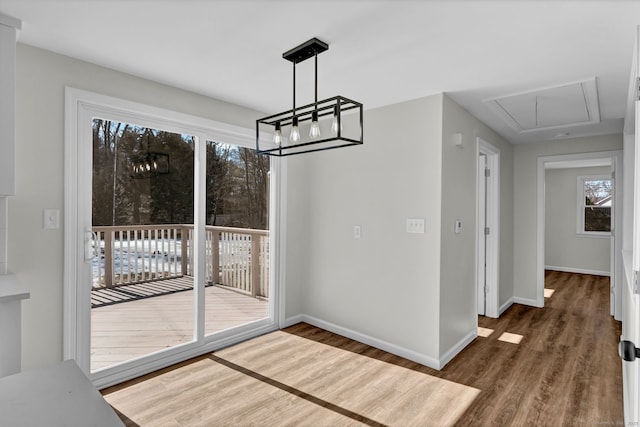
[
  {"xmin": 84, "ymin": 229, "xmax": 99, "ymax": 261},
  {"xmin": 619, "ymin": 340, "xmax": 640, "ymax": 362}
]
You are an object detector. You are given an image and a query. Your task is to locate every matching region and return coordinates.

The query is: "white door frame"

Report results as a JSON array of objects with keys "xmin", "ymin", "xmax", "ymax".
[
  {"xmin": 535, "ymin": 150, "xmax": 623, "ymax": 316},
  {"xmin": 477, "ymin": 138, "xmax": 500, "ymax": 318},
  {"xmin": 477, "ymin": 154, "xmax": 487, "ymax": 316},
  {"xmin": 63, "ymin": 87, "xmax": 286, "ymax": 388}
]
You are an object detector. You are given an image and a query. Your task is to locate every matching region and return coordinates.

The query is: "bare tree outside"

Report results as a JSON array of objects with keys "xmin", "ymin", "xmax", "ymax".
[
  {"xmin": 92, "ymin": 119, "xmax": 269, "ymax": 230},
  {"xmin": 583, "ymin": 178, "xmax": 612, "ymax": 232}
]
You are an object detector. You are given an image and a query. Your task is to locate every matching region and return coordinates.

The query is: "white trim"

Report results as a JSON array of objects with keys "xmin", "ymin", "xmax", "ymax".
[
  {"xmin": 439, "ymin": 329, "xmax": 477, "ymax": 369},
  {"xmin": 537, "ymin": 150, "xmax": 623, "ymax": 315},
  {"xmin": 477, "ymin": 154, "xmax": 487, "ymax": 316},
  {"xmin": 298, "ymin": 315, "xmax": 441, "ymax": 370},
  {"xmin": 282, "ymin": 314, "xmax": 305, "ymax": 328},
  {"xmin": 545, "ymin": 265, "xmax": 611, "ymax": 277},
  {"xmin": 64, "ymin": 87, "xmax": 286, "ymax": 388},
  {"xmin": 513, "ymin": 296, "xmax": 541, "ymax": 307},
  {"xmin": 477, "ymin": 138, "xmax": 500, "ymax": 318},
  {"xmin": 275, "ymin": 159, "xmax": 288, "ymax": 328},
  {"xmin": 281, "ymin": 314, "xmax": 475, "ymax": 370},
  {"xmin": 575, "ymin": 233, "xmax": 612, "ymax": 239},
  {"xmin": 484, "ymin": 78, "xmax": 600, "ymax": 134},
  {"xmin": 193, "ymin": 134, "xmax": 206, "ymax": 343},
  {"xmin": 0, "ymin": 13, "xmax": 21, "ymax": 30},
  {"xmin": 92, "ymin": 321, "xmax": 278, "ymax": 389},
  {"xmin": 499, "ymin": 298, "xmax": 514, "ymax": 315}
]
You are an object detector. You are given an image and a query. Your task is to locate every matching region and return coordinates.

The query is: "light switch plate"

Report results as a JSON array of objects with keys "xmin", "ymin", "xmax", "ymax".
[
  {"xmin": 406, "ymin": 218, "xmax": 425, "ymax": 234},
  {"xmin": 44, "ymin": 209, "xmax": 60, "ymax": 229}
]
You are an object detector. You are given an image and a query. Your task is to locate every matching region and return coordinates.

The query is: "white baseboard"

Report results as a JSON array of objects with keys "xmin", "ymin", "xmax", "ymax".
[
  {"xmin": 298, "ymin": 314, "xmax": 441, "ymax": 370},
  {"xmin": 281, "ymin": 314, "xmax": 304, "ymax": 328},
  {"xmin": 499, "ymin": 298, "xmax": 513, "ymax": 316},
  {"xmin": 439, "ymin": 329, "xmax": 477, "ymax": 369},
  {"xmin": 545, "ymin": 265, "xmax": 610, "ymax": 277},
  {"xmin": 513, "ymin": 296, "xmax": 540, "ymax": 307}
]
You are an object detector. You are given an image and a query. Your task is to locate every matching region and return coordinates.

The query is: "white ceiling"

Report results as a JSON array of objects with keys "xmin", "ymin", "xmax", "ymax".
[{"xmin": 0, "ymin": 0, "xmax": 638, "ymax": 144}]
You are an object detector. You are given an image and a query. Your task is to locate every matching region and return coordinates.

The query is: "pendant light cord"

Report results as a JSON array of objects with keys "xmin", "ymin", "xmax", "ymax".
[
  {"xmin": 292, "ymin": 61, "xmax": 296, "ymax": 117},
  {"xmin": 314, "ymin": 51, "xmax": 318, "ymax": 107}
]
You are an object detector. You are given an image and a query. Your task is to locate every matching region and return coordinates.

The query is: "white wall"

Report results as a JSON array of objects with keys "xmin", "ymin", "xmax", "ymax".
[
  {"xmin": 513, "ymin": 135, "xmax": 623, "ymax": 302},
  {"xmin": 10, "ymin": 44, "xmax": 262, "ymax": 370},
  {"xmin": 286, "ymin": 95, "xmax": 444, "ymax": 362},
  {"xmin": 545, "ymin": 166, "xmax": 611, "ymax": 275},
  {"xmin": 440, "ymin": 95, "xmax": 513, "ymax": 354}
]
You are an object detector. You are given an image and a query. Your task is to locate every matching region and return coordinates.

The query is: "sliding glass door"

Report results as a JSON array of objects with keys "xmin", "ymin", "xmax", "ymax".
[
  {"xmin": 204, "ymin": 142, "xmax": 270, "ymax": 336},
  {"xmin": 90, "ymin": 121, "xmax": 196, "ymax": 371},
  {"xmin": 64, "ymin": 88, "xmax": 278, "ymax": 387}
]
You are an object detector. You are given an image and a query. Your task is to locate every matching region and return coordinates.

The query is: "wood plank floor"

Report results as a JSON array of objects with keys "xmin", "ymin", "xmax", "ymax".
[
  {"xmin": 102, "ymin": 271, "xmax": 622, "ymax": 426},
  {"xmin": 91, "ymin": 278, "xmax": 268, "ymax": 371}
]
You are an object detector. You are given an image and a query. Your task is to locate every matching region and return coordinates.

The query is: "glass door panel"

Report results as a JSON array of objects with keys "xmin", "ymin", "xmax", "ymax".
[
  {"xmin": 90, "ymin": 119, "xmax": 195, "ymax": 372},
  {"xmin": 204, "ymin": 141, "xmax": 270, "ymax": 335}
]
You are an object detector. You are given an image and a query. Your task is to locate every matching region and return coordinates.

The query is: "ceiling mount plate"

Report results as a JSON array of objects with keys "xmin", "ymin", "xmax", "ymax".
[{"xmin": 282, "ymin": 38, "xmax": 329, "ymax": 64}]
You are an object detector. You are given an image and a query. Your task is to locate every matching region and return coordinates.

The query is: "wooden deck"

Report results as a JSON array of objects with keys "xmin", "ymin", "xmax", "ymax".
[{"xmin": 91, "ymin": 277, "xmax": 268, "ymax": 372}]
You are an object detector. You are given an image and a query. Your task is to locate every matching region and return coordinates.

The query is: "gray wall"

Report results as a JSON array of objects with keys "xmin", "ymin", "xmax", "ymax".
[
  {"xmin": 286, "ymin": 95, "xmax": 444, "ymax": 362},
  {"xmin": 545, "ymin": 166, "xmax": 611, "ymax": 275},
  {"xmin": 440, "ymin": 95, "xmax": 513, "ymax": 353}
]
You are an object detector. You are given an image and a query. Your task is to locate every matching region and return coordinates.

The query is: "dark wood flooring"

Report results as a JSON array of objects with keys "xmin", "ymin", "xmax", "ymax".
[
  {"xmin": 103, "ymin": 271, "xmax": 623, "ymax": 426},
  {"xmin": 445, "ymin": 270, "xmax": 623, "ymax": 425}
]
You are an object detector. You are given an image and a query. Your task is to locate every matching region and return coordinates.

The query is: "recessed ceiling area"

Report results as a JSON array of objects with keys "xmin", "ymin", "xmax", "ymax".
[{"xmin": 484, "ymin": 79, "xmax": 600, "ymax": 134}]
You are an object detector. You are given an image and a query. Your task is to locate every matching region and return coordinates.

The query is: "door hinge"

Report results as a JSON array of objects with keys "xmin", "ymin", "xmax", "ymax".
[
  {"xmin": 611, "ymin": 170, "xmax": 615, "ymax": 180},
  {"xmin": 485, "ymin": 168, "xmax": 490, "ymax": 177},
  {"xmin": 636, "ymin": 77, "xmax": 640, "ymax": 101},
  {"xmin": 484, "ymin": 227, "xmax": 490, "ymax": 235},
  {"xmin": 634, "ymin": 270, "xmax": 640, "ymax": 294}
]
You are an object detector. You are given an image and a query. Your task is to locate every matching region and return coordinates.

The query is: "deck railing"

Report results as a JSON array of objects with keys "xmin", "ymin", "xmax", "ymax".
[{"xmin": 91, "ymin": 224, "xmax": 269, "ymax": 299}]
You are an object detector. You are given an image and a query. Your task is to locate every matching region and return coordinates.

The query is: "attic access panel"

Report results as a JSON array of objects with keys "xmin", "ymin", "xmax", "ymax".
[{"xmin": 484, "ymin": 78, "xmax": 600, "ymax": 134}]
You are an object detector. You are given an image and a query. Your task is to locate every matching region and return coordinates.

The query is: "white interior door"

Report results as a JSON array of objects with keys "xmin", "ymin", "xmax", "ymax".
[
  {"xmin": 621, "ymin": 99, "xmax": 640, "ymax": 425},
  {"xmin": 620, "ymin": 26, "xmax": 640, "ymax": 425},
  {"xmin": 477, "ymin": 154, "xmax": 487, "ymax": 316}
]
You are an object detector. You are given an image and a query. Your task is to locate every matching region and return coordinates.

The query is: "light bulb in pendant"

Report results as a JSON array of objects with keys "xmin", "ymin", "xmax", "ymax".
[
  {"xmin": 331, "ymin": 105, "xmax": 343, "ymax": 135},
  {"xmin": 309, "ymin": 111, "xmax": 321, "ymax": 139},
  {"xmin": 290, "ymin": 116, "xmax": 300, "ymax": 143},
  {"xmin": 273, "ymin": 122, "xmax": 283, "ymax": 146}
]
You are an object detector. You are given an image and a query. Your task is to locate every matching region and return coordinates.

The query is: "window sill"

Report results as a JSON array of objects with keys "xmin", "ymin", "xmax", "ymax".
[{"xmin": 575, "ymin": 232, "xmax": 611, "ymax": 239}]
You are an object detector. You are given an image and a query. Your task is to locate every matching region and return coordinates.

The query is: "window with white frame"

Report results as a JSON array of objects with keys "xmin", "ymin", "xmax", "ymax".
[{"xmin": 577, "ymin": 175, "xmax": 612, "ymax": 235}]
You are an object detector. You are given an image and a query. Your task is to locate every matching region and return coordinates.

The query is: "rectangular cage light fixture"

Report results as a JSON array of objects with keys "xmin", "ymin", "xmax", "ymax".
[
  {"xmin": 256, "ymin": 38, "xmax": 364, "ymax": 157},
  {"xmin": 129, "ymin": 151, "xmax": 170, "ymax": 179}
]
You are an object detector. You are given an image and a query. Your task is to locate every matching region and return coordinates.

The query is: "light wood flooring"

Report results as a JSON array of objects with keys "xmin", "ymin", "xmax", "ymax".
[
  {"xmin": 102, "ymin": 271, "xmax": 622, "ymax": 426},
  {"xmin": 91, "ymin": 278, "xmax": 268, "ymax": 371}
]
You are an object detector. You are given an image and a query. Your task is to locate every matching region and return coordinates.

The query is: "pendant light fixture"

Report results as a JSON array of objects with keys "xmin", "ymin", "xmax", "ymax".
[
  {"xmin": 129, "ymin": 130, "xmax": 170, "ymax": 179},
  {"xmin": 256, "ymin": 38, "xmax": 363, "ymax": 156}
]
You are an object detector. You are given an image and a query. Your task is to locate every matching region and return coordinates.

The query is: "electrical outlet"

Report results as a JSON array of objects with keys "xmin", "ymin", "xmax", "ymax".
[{"xmin": 354, "ymin": 225, "xmax": 361, "ymax": 239}]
